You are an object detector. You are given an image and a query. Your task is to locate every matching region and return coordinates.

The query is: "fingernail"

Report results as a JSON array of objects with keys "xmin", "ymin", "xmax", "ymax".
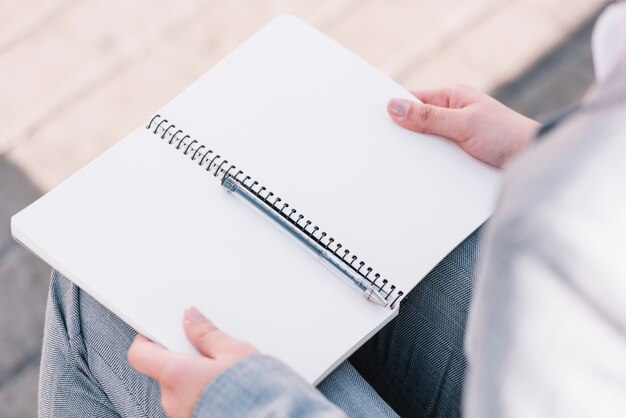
[
  {"xmin": 388, "ymin": 99, "xmax": 410, "ymax": 118},
  {"xmin": 184, "ymin": 306, "xmax": 206, "ymax": 323}
]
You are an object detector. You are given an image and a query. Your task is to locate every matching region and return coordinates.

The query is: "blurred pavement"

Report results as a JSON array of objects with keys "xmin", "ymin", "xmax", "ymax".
[{"xmin": 0, "ymin": 1, "xmax": 609, "ymax": 416}]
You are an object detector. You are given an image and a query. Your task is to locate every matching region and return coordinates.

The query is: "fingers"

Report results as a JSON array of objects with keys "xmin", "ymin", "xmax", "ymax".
[
  {"xmin": 183, "ymin": 307, "xmax": 232, "ymax": 359},
  {"xmin": 128, "ymin": 335, "xmax": 171, "ymax": 380},
  {"xmin": 387, "ymin": 98, "xmax": 466, "ymax": 140},
  {"xmin": 411, "ymin": 88, "xmax": 453, "ymax": 108}
]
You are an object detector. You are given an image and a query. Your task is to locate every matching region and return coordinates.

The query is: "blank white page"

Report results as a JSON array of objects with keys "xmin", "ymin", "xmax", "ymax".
[
  {"xmin": 12, "ymin": 128, "xmax": 396, "ymax": 385},
  {"xmin": 160, "ymin": 15, "xmax": 500, "ymax": 292},
  {"xmin": 12, "ymin": 15, "xmax": 499, "ymax": 384}
]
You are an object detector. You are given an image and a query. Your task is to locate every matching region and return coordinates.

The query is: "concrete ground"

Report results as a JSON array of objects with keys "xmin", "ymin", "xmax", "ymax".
[{"xmin": 0, "ymin": 1, "xmax": 609, "ymax": 416}]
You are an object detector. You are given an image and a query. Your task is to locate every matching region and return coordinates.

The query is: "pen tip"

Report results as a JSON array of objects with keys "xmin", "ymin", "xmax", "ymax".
[{"xmin": 366, "ymin": 289, "xmax": 388, "ymax": 307}]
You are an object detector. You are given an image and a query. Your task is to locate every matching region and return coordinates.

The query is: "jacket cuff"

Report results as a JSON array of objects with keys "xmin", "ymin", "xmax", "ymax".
[{"xmin": 192, "ymin": 355, "xmax": 343, "ymax": 418}]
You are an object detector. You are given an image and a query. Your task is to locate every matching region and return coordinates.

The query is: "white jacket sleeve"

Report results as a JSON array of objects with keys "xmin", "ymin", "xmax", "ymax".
[{"xmin": 464, "ymin": 32, "xmax": 626, "ymax": 417}]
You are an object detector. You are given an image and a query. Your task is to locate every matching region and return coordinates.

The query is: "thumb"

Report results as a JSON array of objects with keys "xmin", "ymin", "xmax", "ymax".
[
  {"xmin": 128, "ymin": 335, "xmax": 172, "ymax": 380},
  {"xmin": 387, "ymin": 98, "xmax": 464, "ymax": 141},
  {"xmin": 183, "ymin": 307, "xmax": 229, "ymax": 359}
]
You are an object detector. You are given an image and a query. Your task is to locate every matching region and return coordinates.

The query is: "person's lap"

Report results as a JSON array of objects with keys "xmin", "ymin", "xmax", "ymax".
[
  {"xmin": 39, "ymin": 228, "xmax": 482, "ymax": 418},
  {"xmin": 350, "ymin": 228, "xmax": 482, "ymax": 417}
]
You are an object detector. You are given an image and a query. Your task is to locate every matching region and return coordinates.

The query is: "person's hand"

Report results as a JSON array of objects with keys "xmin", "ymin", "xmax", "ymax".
[
  {"xmin": 387, "ymin": 85, "xmax": 540, "ymax": 168},
  {"xmin": 128, "ymin": 307, "xmax": 259, "ymax": 418}
]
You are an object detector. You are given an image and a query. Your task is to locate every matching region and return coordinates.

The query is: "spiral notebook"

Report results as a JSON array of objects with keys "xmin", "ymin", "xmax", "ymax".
[{"xmin": 11, "ymin": 16, "xmax": 500, "ymax": 384}]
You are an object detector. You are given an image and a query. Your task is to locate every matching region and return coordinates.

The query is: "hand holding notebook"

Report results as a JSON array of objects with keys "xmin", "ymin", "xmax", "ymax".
[{"xmin": 11, "ymin": 15, "xmax": 500, "ymax": 384}]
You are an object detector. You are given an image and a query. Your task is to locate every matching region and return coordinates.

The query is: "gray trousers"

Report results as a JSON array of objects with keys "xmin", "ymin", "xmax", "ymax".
[{"xmin": 39, "ymin": 228, "xmax": 482, "ymax": 417}]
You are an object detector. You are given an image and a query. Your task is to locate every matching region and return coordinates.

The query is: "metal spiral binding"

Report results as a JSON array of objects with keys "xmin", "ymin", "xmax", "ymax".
[{"xmin": 146, "ymin": 113, "xmax": 405, "ymax": 309}]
